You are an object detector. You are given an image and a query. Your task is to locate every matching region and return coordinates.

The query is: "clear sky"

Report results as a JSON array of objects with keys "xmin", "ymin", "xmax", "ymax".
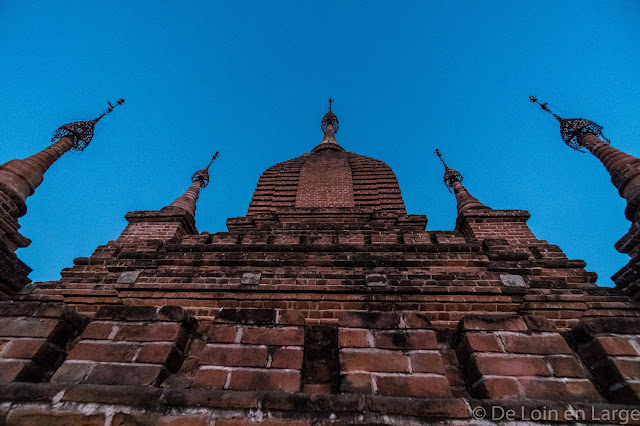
[{"xmin": 1, "ymin": 1, "xmax": 639, "ymax": 286}]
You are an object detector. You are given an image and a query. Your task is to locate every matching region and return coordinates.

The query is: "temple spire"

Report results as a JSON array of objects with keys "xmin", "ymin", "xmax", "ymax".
[
  {"xmin": 529, "ymin": 96, "xmax": 608, "ymax": 152},
  {"xmin": 163, "ymin": 152, "xmax": 219, "ymax": 217},
  {"xmin": 0, "ymin": 99, "xmax": 125, "ymax": 215},
  {"xmin": 313, "ymin": 99, "xmax": 343, "ymax": 152},
  {"xmin": 435, "ymin": 149, "xmax": 488, "ymax": 213},
  {"xmin": 530, "ymin": 96, "xmax": 640, "ymax": 220}
]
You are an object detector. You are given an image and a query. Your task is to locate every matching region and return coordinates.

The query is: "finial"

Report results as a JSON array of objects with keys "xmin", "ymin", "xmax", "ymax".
[
  {"xmin": 95, "ymin": 98, "xmax": 125, "ymax": 122},
  {"xmin": 434, "ymin": 149, "xmax": 462, "ymax": 192},
  {"xmin": 321, "ymin": 99, "xmax": 339, "ymax": 134},
  {"xmin": 529, "ymin": 96, "xmax": 562, "ymax": 121},
  {"xmin": 192, "ymin": 151, "xmax": 219, "ymax": 188},
  {"xmin": 529, "ymin": 95, "xmax": 609, "ymax": 152},
  {"xmin": 51, "ymin": 98, "xmax": 125, "ymax": 151}
]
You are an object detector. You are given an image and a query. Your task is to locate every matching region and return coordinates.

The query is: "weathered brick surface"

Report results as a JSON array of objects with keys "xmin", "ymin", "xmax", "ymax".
[
  {"xmin": 338, "ymin": 324, "xmax": 453, "ymax": 398},
  {"xmin": 0, "ymin": 185, "xmax": 32, "ymax": 298},
  {"xmin": 0, "ymin": 302, "xmax": 85, "ymax": 383},
  {"xmin": 457, "ymin": 314, "xmax": 602, "ymax": 402},
  {"xmin": 51, "ymin": 305, "xmax": 194, "ymax": 387},
  {"xmin": 571, "ymin": 317, "xmax": 640, "ymax": 404},
  {"xmin": 186, "ymin": 318, "xmax": 306, "ymax": 393}
]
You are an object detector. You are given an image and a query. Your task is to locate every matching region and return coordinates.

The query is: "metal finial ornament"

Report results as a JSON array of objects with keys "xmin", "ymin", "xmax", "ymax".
[
  {"xmin": 529, "ymin": 96, "xmax": 609, "ymax": 152},
  {"xmin": 435, "ymin": 149, "xmax": 462, "ymax": 193},
  {"xmin": 191, "ymin": 151, "xmax": 219, "ymax": 188},
  {"xmin": 51, "ymin": 99, "xmax": 125, "ymax": 151},
  {"xmin": 321, "ymin": 98, "xmax": 339, "ymax": 134}
]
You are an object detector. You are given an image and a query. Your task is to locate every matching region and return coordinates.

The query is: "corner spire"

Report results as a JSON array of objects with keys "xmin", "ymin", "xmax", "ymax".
[
  {"xmin": 530, "ymin": 96, "xmax": 640, "ymax": 221},
  {"xmin": 435, "ymin": 149, "xmax": 488, "ymax": 213},
  {"xmin": 529, "ymin": 96, "xmax": 608, "ymax": 152},
  {"xmin": 0, "ymin": 98, "xmax": 125, "ymax": 214},
  {"xmin": 163, "ymin": 152, "xmax": 219, "ymax": 217}
]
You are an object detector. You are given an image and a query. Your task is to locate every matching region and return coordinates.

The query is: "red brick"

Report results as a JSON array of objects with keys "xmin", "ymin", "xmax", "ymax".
[
  {"xmin": 114, "ymin": 323, "xmax": 183, "ymax": 342},
  {"xmin": 50, "ymin": 362, "xmax": 91, "ymax": 383},
  {"xmin": 341, "ymin": 350, "xmax": 409, "ymax": 373},
  {"xmin": 338, "ymin": 328, "xmax": 369, "ymax": 348},
  {"xmin": 303, "ymin": 383, "xmax": 332, "ymax": 394},
  {"xmin": 81, "ymin": 322, "xmax": 115, "ymax": 340},
  {"xmin": 1, "ymin": 339, "xmax": 46, "ymax": 359},
  {"xmin": 375, "ymin": 375, "xmax": 453, "ymax": 398},
  {"xmin": 612, "ymin": 358, "xmax": 640, "ymax": 380},
  {"xmin": 518, "ymin": 377, "xmax": 601, "ymax": 402},
  {"xmin": 500, "ymin": 333, "xmax": 571, "ymax": 354},
  {"xmin": 410, "ymin": 352, "xmax": 446, "ymax": 374},
  {"xmin": 240, "ymin": 326, "xmax": 304, "ymax": 346},
  {"xmin": 471, "ymin": 354, "xmax": 551, "ymax": 377},
  {"xmin": 136, "ymin": 343, "xmax": 182, "ymax": 371},
  {"xmin": 402, "ymin": 312, "xmax": 433, "ymax": 329},
  {"xmin": 200, "ymin": 345, "xmax": 268, "ymax": 367},
  {"xmin": 597, "ymin": 336, "xmax": 639, "ymax": 356},
  {"xmin": 460, "ymin": 315, "xmax": 527, "ymax": 332},
  {"xmin": 0, "ymin": 317, "xmax": 59, "ymax": 338},
  {"xmin": 6, "ymin": 409, "xmax": 105, "ymax": 426},
  {"xmin": 111, "ymin": 412, "xmax": 209, "ymax": 426},
  {"xmin": 207, "ymin": 325, "xmax": 238, "ymax": 343},
  {"xmin": 547, "ymin": 356, "xmax": 587, "ymax": 378},
  {"xmin": 340, "ymin": 372, "xmax": 372, "ymax": 393},
  {"xmin": 67, "ymin": 341, "xmax": 138, "ymax": 362},
  {"xmin": 456, "ymin": 333, "xmax": 502, "ymax": 362},
  {"xmin": 228, "ymin": 369, "xmax": 300, "ymax": 392},
  {"xmin": 271, "ymin": 347, "xmax": 303, "ymax": 369},
  {"xmin": 339, "ymin": 312, "xmax": 401, "ymax": 329},
  {"xmin": 0, "ymin": 359, "xmax": 29, "ymax": 383},
  {"xmin": 85, "ymin": 363, "xmax": 166, "ymax": 386},
  {"xmin": 192, "ymin": 368, "xmax": 228, "ymax": 389},
  {"xmin": 472, "ymin": 377, "xmax": 522, "ymax": 400},
  {"xmin": 374, "ymin": 330, "xmax": 437, "ymax": 350}
]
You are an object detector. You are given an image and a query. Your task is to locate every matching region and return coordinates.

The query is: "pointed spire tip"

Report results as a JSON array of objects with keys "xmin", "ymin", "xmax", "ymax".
[
  {"xmin": 192, "ymin": 151, "xmax": 220, "ymax": 188},
  {"xmin": 434, "ymin": 149, "xmax": 462, "ymax": 192}
]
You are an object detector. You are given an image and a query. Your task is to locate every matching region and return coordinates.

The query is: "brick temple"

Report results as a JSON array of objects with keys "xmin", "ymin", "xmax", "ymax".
[{"xmin": 0, "ymin": 98, "xmax": 639, "ymax": 424}]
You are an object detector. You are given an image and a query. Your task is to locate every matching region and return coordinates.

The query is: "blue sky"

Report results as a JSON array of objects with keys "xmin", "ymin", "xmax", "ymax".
[{"xmin": 1, "ymin": 1, "xmax": 639, "ymax": 286}]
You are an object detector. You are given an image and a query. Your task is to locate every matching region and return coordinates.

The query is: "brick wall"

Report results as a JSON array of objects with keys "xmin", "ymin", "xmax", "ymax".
[
  {"xmin": 570, "ymin": 317, "xmax": 640, "ymax": 404},
  {"xmin": 456, "ymin": 314, "xmax": 601, "ymax": 402},
  {"xmin": 171, "ymin": 308, "xmax": 305, "ymax": 393},
  {"xmin": 51, "ymin": 305, "xmax": 195, "ymax": 387},
  {"xmin": 339, "ymin": 322, "xmax": 453, "ymax": 398},
  {"xmin": 0, "ymin": 302, "xmax": 85, "ymax": 383},
  {"xmin": 296, "ymin": 151, "xmax": 355, "ymax": 208}
]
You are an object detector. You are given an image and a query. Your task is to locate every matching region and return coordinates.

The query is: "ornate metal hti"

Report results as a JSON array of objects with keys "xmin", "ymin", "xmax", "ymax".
[
  {"xmin": 51, "ymin": 99, "xmax": 125, "ymax": 151},
  {"xmin": 529, "ymin": 96, "xmax": 609, "ymax": 152},
  {"xmin": 321, "ymin": 98, "xmax": 339, "ymax": 134},
  {"xmin": 435, "ymin": 148, "xmax": 462, "ymax": 192},
  {"xmin": 192, "ymin": 152, "xmax": 220, "ymax": 188}
]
